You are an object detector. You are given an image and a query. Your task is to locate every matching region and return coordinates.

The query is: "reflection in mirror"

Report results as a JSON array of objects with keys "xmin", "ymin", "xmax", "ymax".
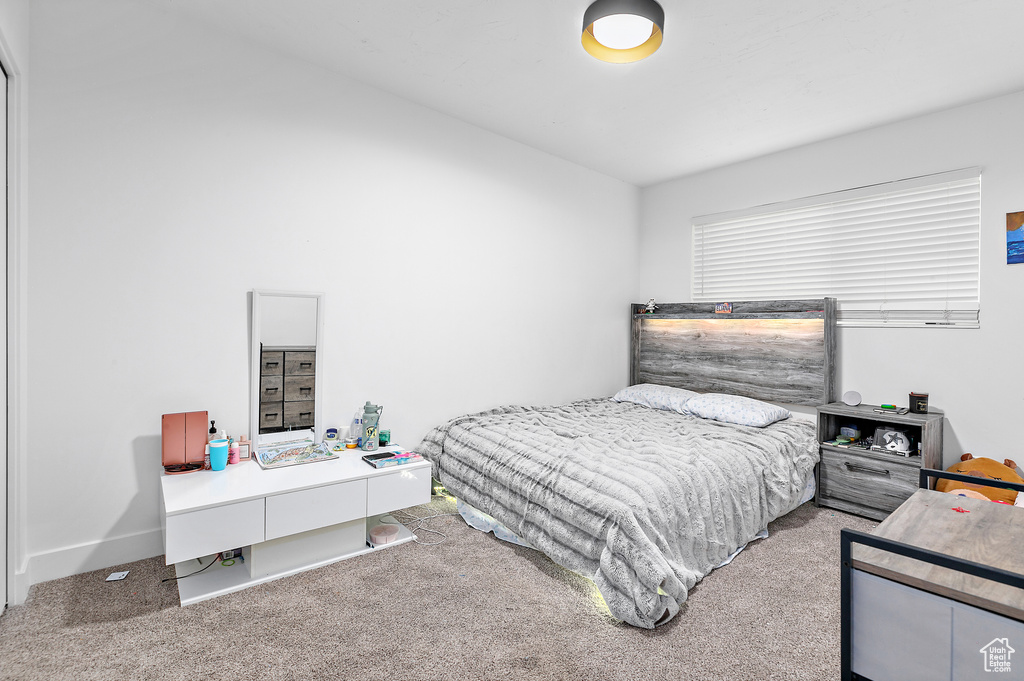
[{"xmin": 250, "ymin": 291, "xmax": 324, "ymax": 449}]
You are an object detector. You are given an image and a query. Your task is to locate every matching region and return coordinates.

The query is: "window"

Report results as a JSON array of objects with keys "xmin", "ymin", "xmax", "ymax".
[{"xmin": 691, "ymin": 168, "xmax": 981, "ymax": 327}]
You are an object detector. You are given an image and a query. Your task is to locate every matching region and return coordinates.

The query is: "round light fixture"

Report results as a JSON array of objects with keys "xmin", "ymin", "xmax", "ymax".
[{"xmin": 582, "ymin": 0, "xmax": 664, "ymax": 63}]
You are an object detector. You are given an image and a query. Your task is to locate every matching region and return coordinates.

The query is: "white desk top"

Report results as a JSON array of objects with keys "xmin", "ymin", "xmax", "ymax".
[{"xmin": 160, "ymin": 445, "xmax": 431, "ymax": 516}]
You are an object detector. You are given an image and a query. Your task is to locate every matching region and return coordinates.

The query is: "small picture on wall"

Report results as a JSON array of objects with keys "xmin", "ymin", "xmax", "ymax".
[{"xmin": 1008, "ymin": 211, "xmax": 1024, "ymax": 264}]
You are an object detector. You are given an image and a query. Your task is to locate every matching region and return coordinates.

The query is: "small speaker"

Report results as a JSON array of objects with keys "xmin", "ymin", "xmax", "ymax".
[{"xmin": 842, "ymin": 390, "xmax": 862, "ymax": 406}]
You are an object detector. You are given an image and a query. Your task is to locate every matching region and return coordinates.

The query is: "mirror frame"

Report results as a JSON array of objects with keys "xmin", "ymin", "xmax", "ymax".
[{"xmin": 250, "ymin": 290, "xmax": 325, "ymax": 447}]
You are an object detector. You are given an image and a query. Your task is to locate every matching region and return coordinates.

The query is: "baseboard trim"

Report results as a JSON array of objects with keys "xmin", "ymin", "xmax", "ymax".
[
  {"xmin": 25, "ymin": 527, "xmax": 164, "ymax": 588},
  {"xmin": 9, "ymin": 569, "xmax": 29, "ymax": 606}
]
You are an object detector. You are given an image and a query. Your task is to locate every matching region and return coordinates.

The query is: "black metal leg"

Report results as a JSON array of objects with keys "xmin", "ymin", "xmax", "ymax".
[{"xmin": 841, "ymin": 529, "xmax": 853, "ymax": 681}]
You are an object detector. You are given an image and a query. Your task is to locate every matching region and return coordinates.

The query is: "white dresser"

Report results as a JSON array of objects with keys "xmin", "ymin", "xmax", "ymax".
[{"xmin": 160, "ymin": 446, "xmax": 431, "ymax": 605}]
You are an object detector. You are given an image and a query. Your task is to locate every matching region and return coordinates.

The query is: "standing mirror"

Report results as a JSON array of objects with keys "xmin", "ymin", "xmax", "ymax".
[{"xmin": 250, "ymin": 290, "xmax": 324, "ymax": 450}]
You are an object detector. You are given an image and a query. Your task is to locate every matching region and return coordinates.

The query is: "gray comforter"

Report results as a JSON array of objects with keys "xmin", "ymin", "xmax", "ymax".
[{"xmin": 417, "ymin": 398, "xmax": 818, "ymax": 628}]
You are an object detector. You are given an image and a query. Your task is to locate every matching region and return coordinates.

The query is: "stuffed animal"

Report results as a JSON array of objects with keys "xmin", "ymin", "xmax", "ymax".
[{"xmin": 936, "ymin": 453, "xmax": 1022, "ymax": 505}]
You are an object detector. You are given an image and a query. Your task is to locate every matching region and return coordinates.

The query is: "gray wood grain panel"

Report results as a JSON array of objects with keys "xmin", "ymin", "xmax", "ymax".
[
  {"xmin": 630, "ymin": 314, "xmax": 641, "ymax": 386},
  {"xmin": 629, "ymin": 298, "xmax": 835, "ymax": 406},
  {"xmin": 823, "ymin": 297, "xmax": 837, "ymax": 403},
  {"xmin": 636, "ymin": 299, "xmax": 830, "ymax": 318},
  {"xmin": 819, "ymin": 495, "xmax": 890, "ymax": 522},
  {"xmin": 261, "ymin": 351, "xmax": 284, "ymax": 376},
  {"xmin": 260, "ymin": 375, "xmax": 283, "ymax": 403},
  {"xmin": 852, "ymin": 489, "xmax": 1024, "ymax": 621},
  {"xmin": 259, "ymin": 403, "xmax": 284, "ymax": 430},
  {"xmin": 284, "ymin": 351, "xmax": 316, "ymax": 376},
  {"xmin": 637, "ymin": 312, "xmax": 827, "ymax": 320},
  {"xmin": 284, "ymin": 375, "xmax": 315, "ymax": 402},
  {"xmin": 819, "ymin": 448, "xmax": 919, "ymax": 514},
  {"xmin": 284, "ymin": 401, "xmax": 314, "ymax": 427},
  {"xmin": 634, "ymin": 317, "xmax": 826, "ymax": 405}
]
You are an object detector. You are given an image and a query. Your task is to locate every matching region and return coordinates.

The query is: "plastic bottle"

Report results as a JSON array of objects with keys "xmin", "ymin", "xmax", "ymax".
[
  {"xmin": 361, "ymin": 402, "xmax": 382, "ymax": 452},
  {"xmin": 351, "ymin": 410, "xmax": 362, "ymax": 447},
  {"xmin": 228, "ymin": 437, "xmax": 240, "ymax": 465},
  {"xmin": 205, "ymin": 420, "xmax": 216, "ymax": 469}
]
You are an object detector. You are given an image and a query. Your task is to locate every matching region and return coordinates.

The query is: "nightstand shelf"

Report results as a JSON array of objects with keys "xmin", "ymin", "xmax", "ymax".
[{"xmin": 816, "ymin": 403, "xmax": 944, "ymax": 520}]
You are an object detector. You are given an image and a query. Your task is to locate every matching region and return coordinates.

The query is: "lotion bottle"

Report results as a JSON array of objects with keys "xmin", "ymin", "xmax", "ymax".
[{"xmin": 205, "ymin": 420, "xmax": 216, "ymax": 469}]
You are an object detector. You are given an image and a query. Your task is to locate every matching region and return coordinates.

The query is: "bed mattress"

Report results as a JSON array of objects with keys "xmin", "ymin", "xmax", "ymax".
[{"xmin": 417, "ymin": 398, "xmax": 819, "ymax": 628}]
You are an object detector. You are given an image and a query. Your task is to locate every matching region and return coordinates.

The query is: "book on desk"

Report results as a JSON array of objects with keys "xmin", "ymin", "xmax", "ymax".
[{"xmin": 362, "ymin": 451, "xmax": 422, "ymax": 469}]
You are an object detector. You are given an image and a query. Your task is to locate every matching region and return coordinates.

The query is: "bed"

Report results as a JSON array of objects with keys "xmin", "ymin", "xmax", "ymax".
[{"xmin": 418, "ymin": 299, "xmax": 836, "ymax": 628}]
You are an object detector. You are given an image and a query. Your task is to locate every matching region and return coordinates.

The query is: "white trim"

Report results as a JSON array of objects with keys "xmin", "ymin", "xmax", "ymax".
[
  {"xmin": 0, "ymin": 17, "xmax": 27, "ymax": 607},
  {"xmin": 25, "ymin": 528, "xmax": 165, "ymax": 586}
]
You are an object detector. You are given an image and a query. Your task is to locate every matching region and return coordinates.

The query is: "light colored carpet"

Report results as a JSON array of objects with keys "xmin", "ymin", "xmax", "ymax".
[{"xmin": 0, "ymin": 497, "xmax": 875, "ymax": 681}]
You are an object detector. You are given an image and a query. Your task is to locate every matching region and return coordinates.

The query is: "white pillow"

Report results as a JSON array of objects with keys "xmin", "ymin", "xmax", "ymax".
[
  {"xmin": 611, "ymin": 384, "xmax": 698, "ymax": 415},
  {"xmin": 685, "ymin": 393, "xmax": 791, "ymax": 427}
]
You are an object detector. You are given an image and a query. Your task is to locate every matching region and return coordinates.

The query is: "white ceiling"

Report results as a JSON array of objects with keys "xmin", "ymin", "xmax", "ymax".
[{"xmin": 147, "ymin": 0, "xmax": 1024, "ymax": 187}]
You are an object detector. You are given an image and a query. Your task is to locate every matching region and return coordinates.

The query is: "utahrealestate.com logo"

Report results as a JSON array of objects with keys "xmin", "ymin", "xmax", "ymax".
[{"xmin": 980, "ymin": 638, "xmax": 1015, "ymax": 673}]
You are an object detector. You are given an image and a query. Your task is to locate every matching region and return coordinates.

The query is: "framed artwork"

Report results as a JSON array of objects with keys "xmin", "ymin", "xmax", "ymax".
[{"xmin": 1008, "ymin": 211, "xmax": 1024, "ymax": 264}]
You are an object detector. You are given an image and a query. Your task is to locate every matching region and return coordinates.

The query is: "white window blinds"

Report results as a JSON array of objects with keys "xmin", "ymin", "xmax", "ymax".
[{"xmin": 691, "ymin": 168, "xmax": 981, "ymax": 328}]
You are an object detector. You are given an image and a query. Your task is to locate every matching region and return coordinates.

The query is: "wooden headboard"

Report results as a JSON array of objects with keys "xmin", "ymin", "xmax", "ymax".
[{"xmin": 630, "ymin": 299, "xmax": 836, "ymax": 407}]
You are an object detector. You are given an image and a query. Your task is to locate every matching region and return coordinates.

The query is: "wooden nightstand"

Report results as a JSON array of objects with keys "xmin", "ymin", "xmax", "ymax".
[{"xmin": 816, "ymin": 403, "xmax": 944, "ymax": 520}]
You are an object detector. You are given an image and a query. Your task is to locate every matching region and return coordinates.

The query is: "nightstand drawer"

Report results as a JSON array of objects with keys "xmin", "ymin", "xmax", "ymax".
[{"xmin": 819, "ymin": 449, "xmax": 918, "ymax": 515}]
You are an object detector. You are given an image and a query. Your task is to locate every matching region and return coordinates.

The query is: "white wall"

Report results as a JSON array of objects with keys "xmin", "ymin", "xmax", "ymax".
[
  {"xmin": 23, "ymin": 0, "xmax": 639, "ymax": 587},
  {"xmin": 641, "ymin": 90, "xmax": 1024, "ymax": 466}
]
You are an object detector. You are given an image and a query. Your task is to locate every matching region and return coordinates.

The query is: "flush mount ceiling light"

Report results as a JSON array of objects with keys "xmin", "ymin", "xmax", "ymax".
[{"xmin": 582, "ymin": 0, "xmax": 664, "ymax": 63}]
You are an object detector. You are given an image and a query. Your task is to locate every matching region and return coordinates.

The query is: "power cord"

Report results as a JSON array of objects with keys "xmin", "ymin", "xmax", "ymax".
[
  {"xmin": 162, "ymin": 553, "xmax": 221, "ymax": 582},
  {"xmin": 389, "ymin": 507, "xmax": 461, "ymax": 546}
]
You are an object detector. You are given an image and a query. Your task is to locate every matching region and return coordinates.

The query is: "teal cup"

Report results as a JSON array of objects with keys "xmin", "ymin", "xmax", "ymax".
[{"xmin": 209, "ymin": 439, "xmax": 229, "ymax": 471}]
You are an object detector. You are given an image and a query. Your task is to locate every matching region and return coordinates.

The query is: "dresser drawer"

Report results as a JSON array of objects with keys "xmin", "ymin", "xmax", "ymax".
[
  {"xmin": 367, "ymin": 465, "xmax": 431, "ymax": 516},
  {"xmin": 260, "ymin": 403, "xmax": 284, "ymax": 430},
  {"xmin": 283, "ymin": 401, "xmax": 314, "ymax": 427},
  {"xmin": 260, "ymin": 375, "xmax": 283, "ymax": 403},
  {"xmin": 265, "ymin": 480, "xmax": 367, "ymax": 541},
  {"xmin": 261, "ymin": 351, "xmax": 284, "ymax": 375},
  {"xmin": 284, "ymin": 375, "xmax": 315, "ymax": 402},
  {"xmin": 282, "ymin": 350, "xmax": 313, "ymax": 376},
  {"xmin": 819, "ymin": 449, "xmax": 918, "ymax": 515},
  {"xmin": 165, "ymin": 498, "xmax": 265, "ymax": 564},
  {"xmin": 284, "ymin": 351, "xmax": 315, "ymax": 376}
]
